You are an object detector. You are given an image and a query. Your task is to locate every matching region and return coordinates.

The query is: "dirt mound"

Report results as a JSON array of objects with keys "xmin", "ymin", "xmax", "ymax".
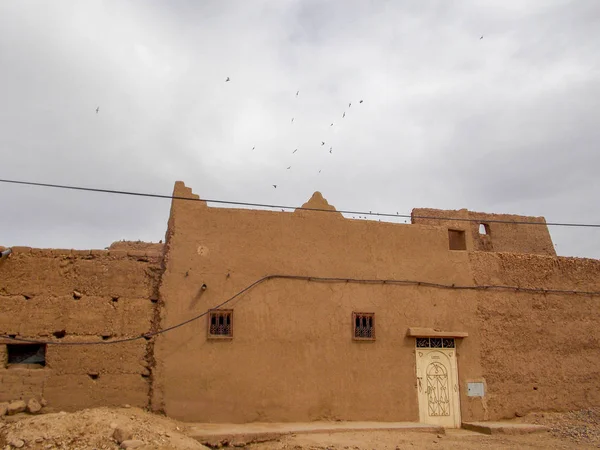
[{"xmin": 0, "ymin": 407, "xmax": 207, "ymax": 450}]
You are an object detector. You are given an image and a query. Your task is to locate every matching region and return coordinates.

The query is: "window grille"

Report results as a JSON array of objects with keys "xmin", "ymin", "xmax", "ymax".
[
  {"xmin": 353, "ymin": 312, "xmax": 375, "ymax": 341},
  {"xmin": 416, "ymin": 337, "xmax": 455, "ymax": 348},
  {"xmin": 208, "ymin": 310, "xmax": 233, "ymax": 339}
]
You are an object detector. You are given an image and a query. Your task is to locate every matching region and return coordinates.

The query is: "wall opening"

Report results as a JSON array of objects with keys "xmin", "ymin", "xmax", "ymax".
[
  {"xmin": 208, "ymin": 310, "xmax": 233, "ymax": 339},
  {"xmin": 7, "ymin": 344, "xmax": 46, "ymax": 368},
  {"xmin": 479, "ymin": 223, "xmax": 490, "ymax": 235},
  {"xmin": 353, "ymin": 312, "xmax": 375, "ymax": 341},
  {"xmin": 448, "ymin": 229, "xmax": 466, "ymax": 250}
]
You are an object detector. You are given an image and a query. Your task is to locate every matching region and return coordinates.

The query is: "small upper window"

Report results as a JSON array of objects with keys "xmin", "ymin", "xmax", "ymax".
[
  {"xmin": 448, "ymin": 229, "xmax": 466, "ymax": 250},
  {"xmin": 479, "ymin": 223, "xmax": 490, "ymax": 235},
  {"xmin": 208, "ymin": 310, "xmax": 233, "ymax": 339},
  {"xmin": 353, "ymin": 312, "xmax": 375, "ymax": 341},
  {"xmin": 7, "ymin": 344, "xmax": 46, "ymax": 368}
]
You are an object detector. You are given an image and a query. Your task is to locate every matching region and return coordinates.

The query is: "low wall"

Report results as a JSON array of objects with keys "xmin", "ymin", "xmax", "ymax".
[{"xmin": 0, "ymin": 246, "xmax": 163, "ymax": 411}]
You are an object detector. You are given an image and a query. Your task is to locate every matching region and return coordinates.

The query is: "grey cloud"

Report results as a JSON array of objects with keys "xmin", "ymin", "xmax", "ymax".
[{"xmin": 0, "ymin": 0, "xmax": 598, "ymax": 258}]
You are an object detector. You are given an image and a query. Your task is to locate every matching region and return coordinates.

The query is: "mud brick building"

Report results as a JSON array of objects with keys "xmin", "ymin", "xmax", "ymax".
[{"xmin": 1, "ymin": 181, "xmax": 599, "ymax": 427}]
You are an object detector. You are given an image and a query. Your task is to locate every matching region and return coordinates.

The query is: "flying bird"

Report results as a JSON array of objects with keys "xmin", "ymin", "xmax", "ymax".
[
  {"xmin": 225, "ymin": 77, "xmax": 230, "ymax": 82},
  {"xmin": 480, "ymin": 36, "xmax": 483, "ymax": 40},
  {"xmin": 95, "ymin": 107, "xmax": 99, "ymax": 114},
  {"xmin": 342, "ymin": 112, "xmax": 346, "ymax": 118},
  {"xmin": 252, "ymin": 147, "xmax": 255, "ymax": 151},
  {"xmin": 318, "ymin": 170, "xmax": 321, "ymax": 173},
  {"xmin": 349, "ymin": 102, "xmax": 352, "ymax": 108},
  {"xmin": 330, "ymin": 123, "xmax": 334, "ymax": 126},
  {"xmin": 321, "ymin": 141, "xmax": 325, "ymax": 146},
  {"xmin": 359, "ymin": 100, "xmax": 363, "ymax": 103},
  {"xmin": 296, "ymin": 90, "xmax": 299, "ymax": 97},
  {"xmin": 291, "ymin": 118, "xmax": 294, "ymax": 123},
  {"xmin": 287, "ymin": 166, "xmax": 291, "ymax": 170},
  {"xmin": 329, "ymin": 147, "xmax": 332, "ymax": 154},
  {"xmin": 293, "ymin": 149, "xmax": 298, "ymax": 153},
  {"xmin": 272, "ymin": 185, "xmax": 277, "ymax": 188}
]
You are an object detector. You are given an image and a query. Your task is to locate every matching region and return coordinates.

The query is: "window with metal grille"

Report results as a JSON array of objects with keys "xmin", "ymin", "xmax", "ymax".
[
  {"xmin": 353, "ymin": 312, "xmax": 375, "ymax": 341},
  {"xmin": 416, "ymin": 337, "xmax": 455, "ymax": 348},
  {"xmin": 208, "ymin": 310, "xmax": 233, "ymax": 339},
  {"xmin": 7, "ymin": 344, "xmax": 46, "ymax": 367}
]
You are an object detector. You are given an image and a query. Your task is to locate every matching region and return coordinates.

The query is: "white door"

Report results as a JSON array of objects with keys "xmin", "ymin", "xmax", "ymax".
[{"xmin": 416, "ymin": 344, "xmax": 461, "ymax": 428}]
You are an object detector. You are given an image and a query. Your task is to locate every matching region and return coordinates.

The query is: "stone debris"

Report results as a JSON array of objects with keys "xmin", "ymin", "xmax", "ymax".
[
  {"xmin": 6, "ymin": 400, "xmax": 26, "ymax": 416},
  {"xmin": 7, "ymin": 437, "xmax": 25, "ymax": 448},
  {"xmin": 26, "ymin": 398, "xmax": 42, "ymax": 414},
  {"xmin": 0, "ymin": 402, "xmax": 8, "ymax": 417},
  {"xmin": 521, "ymin": 407, "xmax": 600, "ymax": 446},
  {"xmin": 113, "ymin": 426, "xmax": 133, "ymax": 443}
]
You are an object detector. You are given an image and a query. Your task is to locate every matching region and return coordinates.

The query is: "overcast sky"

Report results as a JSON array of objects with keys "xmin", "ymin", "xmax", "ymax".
[{"xmin": 1, "ymin": 0, "xmax": 599, "ymax": 258}]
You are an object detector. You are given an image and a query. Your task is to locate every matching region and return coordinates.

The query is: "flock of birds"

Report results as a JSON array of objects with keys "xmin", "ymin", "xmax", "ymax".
[
  {"xmin": 223, "ymin": 75, "xmax": 366, "ymax": 189},
  {"xmin": 94, "ymin": 33, "xmax": 485, "ymax": 195}
]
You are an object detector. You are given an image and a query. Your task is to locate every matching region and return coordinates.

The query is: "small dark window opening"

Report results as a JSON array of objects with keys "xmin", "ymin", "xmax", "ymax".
[
  {"xmin": 7, "ymin": 344, "xmax": 46, "ymax": 367},
  {"xmin": 208, "ymin": 310, "xmax": 233, "ymax": 338},
  {"xmin": 353, "ymin": 312, "xmax": 375, "ymax": 341},
  {"xmin": 448, "ymin": 229, "xmax": 466, "ymax": 250},
  {"xmin": 479, "ymin": 223, "xmax": 490, "ymax": 235}
]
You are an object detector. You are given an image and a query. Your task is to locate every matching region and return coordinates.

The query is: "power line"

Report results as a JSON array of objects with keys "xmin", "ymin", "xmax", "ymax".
[
  {"xmin": 1, "ymin": 178, "xmax": 599, "ymax": 228},
  {"xmin": 1, "ymin": 273, "xmax": 598, "ymax": 346}
]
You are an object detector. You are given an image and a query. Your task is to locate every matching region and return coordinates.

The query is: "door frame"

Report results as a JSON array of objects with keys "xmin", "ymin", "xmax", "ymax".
[{"xmin": 415, "ymin": 345, "xmax": 461, "ymax": 428}]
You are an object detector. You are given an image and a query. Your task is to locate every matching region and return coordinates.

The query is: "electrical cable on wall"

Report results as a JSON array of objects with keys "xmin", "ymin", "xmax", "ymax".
[
  {"xmin": 1, "ymin": 274, "xmax": 599, "ymax": 346},
  {"xmin": 1, "ymin": 178, "xmax": 600, "ymax": 228}
]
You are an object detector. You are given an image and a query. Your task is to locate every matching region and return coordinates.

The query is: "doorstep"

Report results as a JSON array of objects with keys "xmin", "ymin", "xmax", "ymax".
[
  {"xmin": 462, "ymin": 421, "xmax": 549, "ymax": 435},
  {"xmin": 185, "ymin": 421, "xmax": 443, "ymax": 446}
]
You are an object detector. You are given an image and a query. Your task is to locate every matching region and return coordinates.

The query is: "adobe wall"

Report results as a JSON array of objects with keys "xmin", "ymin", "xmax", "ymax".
[
  {"xmin": 152, "ymin": 183, "xmax": 487, "ymax": 423},
  {"xmin": 0, "ymin": 245, "xmax": 164, "ymax": 411},
  {"xmin": 412, "ymin": 208, "xmax": 556, "ymax": 256},
  {"xmin": 470, "ymin": 252, "xmax": 600, "ymax": 419}
]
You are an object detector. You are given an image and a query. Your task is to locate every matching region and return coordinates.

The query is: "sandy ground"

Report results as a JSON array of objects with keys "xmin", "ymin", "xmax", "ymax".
[
  {"xmin": 251, "ymin": 408, "xmax": 600, "ymax": 450},
  {"xmin": 1, "ymin": 407, "xmax": 599, "ymax": 449},
  {"xmin": 249, "ymin": 428, "xmax": 594, "ymax": 450}
]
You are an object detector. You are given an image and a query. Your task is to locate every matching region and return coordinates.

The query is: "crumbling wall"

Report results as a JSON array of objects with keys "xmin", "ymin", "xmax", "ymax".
[
  {"xmin": 0, "ymin": 246, "xmax": 163, "ymax": 412},
  {"xmin": 412, "ymin": 208, "xmax": 556, "ymax": 256},
  {"xmin": 471, "ymin": 252, "xmax": 600, "ymax": 419}
]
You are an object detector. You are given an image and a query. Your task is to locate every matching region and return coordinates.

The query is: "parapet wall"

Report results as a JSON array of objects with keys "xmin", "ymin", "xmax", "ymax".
[
  {"xmin": 0, "ymin": 245, "xmax": 164, "ymax": 411},
  {"xmin": 412, "ymin": 208, "xmax": 556, "ymax": 256}
]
